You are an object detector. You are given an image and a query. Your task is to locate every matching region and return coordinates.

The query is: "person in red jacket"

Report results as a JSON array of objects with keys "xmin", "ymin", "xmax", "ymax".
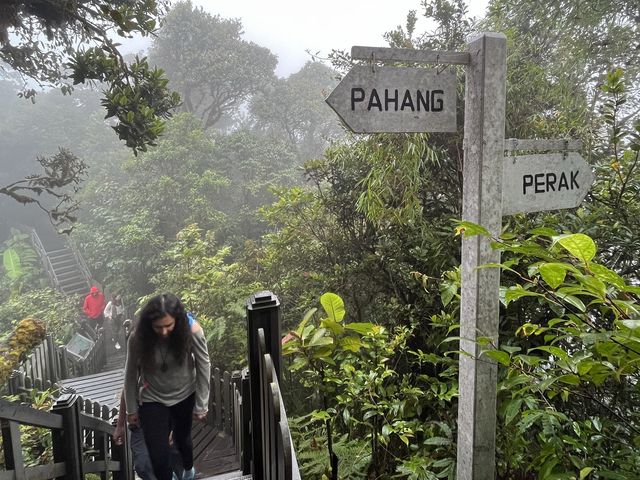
[{"xmin": 83, "ymin": 285, "xmax": 106, "ymax": 333}]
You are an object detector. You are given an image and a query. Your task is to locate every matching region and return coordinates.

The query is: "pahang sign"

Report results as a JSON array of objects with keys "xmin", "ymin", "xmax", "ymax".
[
  {"xmin": 502, "ymin": 152, "xmax": 594, "ymax": 215},
  {"xmin": 326, "ymin": 66, "xmax": 457, "ymax": 133}
]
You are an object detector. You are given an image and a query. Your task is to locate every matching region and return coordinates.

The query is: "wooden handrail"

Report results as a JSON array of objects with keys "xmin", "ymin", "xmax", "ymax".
[
  {"xmin": 29, "ymin": 229, "xmax": 59, "ymax": 291},
  {"xmin": 244, "ymin": 290, "xmax": 300, "ymax": 479},
  {"xmin": 7, "ymin": 327, "xmax": 108, "ymax": 399},
  {"xmin": 0, "ymin": 394, "xmax": 130, "ymax": 479},
  {"xmin": 256, "ymin": 328, "xmax": 300, "ymax": 480}
]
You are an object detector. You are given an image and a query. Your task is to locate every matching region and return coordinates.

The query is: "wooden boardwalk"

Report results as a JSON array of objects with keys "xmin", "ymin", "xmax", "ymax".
[
  {"xmin": 59, "ymin": 367, "xmax": 124, "ymax": 409},
  {"xmin": 59, "ymin": 361, "xmax": 241, "ymax": 478}
]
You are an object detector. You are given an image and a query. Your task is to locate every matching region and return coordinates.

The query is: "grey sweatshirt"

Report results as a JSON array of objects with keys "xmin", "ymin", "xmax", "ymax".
[{"xmin": 124, "ymin": 327, "xmax": 211, "ymax": 415}]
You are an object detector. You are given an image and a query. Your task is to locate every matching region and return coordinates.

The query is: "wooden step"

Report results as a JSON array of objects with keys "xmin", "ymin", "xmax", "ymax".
[{"xmin": 202, "ymin": 471, "xmax": 251, "ymax": 480}]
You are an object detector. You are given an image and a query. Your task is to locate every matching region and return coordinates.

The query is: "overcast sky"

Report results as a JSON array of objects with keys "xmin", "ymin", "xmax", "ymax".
[{"xmin": 143, "ymin": 0, "xmax": 489, "ymax": 77}]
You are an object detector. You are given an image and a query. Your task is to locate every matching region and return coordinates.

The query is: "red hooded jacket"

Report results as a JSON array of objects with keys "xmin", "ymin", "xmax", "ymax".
[{"xmin": 83, "ymin": 287, "xmax": 106, "ymax": 319}]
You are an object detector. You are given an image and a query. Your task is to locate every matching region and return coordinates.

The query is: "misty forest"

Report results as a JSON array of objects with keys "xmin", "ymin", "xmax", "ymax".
[{"xmin": 0, "ymin": 0, "xmax": 639, "ymax": 478}]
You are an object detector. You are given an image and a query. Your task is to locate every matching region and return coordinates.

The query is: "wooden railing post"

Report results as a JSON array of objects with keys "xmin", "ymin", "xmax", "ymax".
[
  {"xmin": 223, "ymin": 371, "xmax": 231, "ymax": 435},
  {"xmin": 232, "ymin": 371, "xmax": 241, "ymax": 444},
  {"xmin": 52, "ymin": 393, "xmax": 84, "ymax": 479},
  {"xmin": 213, "ymin": 368, "xmax": 222, "ymax": 430},
  {"xmin": 1, "ymin": 419, "xmax": 25, "ymax": 477},
  {"xmin": 112, "ymin": 408, "xmax": 132, "ymax": 480},
  {"xmin": 241, "ymin": 370, "xmax": 252, "ymax": 475},
  {"xmin": 246, "ymin": 291, "xmax": 282, "ymax": 477},
  {"xmin": 46, "ymin": 334, "xmax": 58, "ymax": 385},
  {"xmin": 8, "ymin": 371, "xmax": 19, "ymax": 395},
  {"xmin": 58, "ymin": 345, "xmax": 68, "ymax": 380}
]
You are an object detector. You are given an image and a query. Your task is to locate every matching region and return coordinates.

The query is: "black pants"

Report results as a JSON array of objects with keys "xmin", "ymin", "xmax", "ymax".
[{"xmin": 139, "ymin": 393, "xmax": 195, "ymax": 480}]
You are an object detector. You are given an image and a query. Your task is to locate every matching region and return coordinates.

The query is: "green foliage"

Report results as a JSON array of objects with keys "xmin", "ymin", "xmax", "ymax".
[
  {"xmin": 0, "ymin": 149, "xmax": 87, "ymax": 231},
  {"xmin": 285, "ymin": 293, "xmax": 458, "ymax": 478},
  {"xmin": 0, "ymin": 389, "xmax": 56, "ymax": 468},
  {"xmin": 2, "ymin": 0, "xmax": 178, "ymax": 153},
  {"xmin": 0, "ymin": 228, "xmax": 44, "ymax": 297},
  {"xmin": 148, "ymin": 224, "xmax": 261, "ymax": 370},
  {"xmin": 2, "ymin": 249, "xmax": 20, "ymax": 280},
  {"xmin": 149, "ymin": 0, "xmax": 277, "ymax": 129},
  {"xmin": 482, "ymin": 0, "xmax": 639, "ymax": 140},
  {"xmin": 0, "ymin": 0, "xmax": 179, "ymax": 224},
  {"xmin": 0, "ymin": 289, "xmax": 80, "ymax": 343},
  {"xmin": 69, "ymin": 51, "xmax": 181, "ymax": 154},
  {"xmin": 1, "ymin": 1, "xmax": 168, "ymax": 95},
  {"xmin": 290, "ymin": 415, "xmax": 370, "ymax": 480},
  {"xmin": 250, "ymin": 61, "xmax": 342, "ymax": 160},
  {"xmin": 456, "ymin": 221, "xmax": 640, "ymax": 477},
  {"xmin": 259, "ymin": 133, "xmax": 460, "ymax": 333},
  {"xmin": 210, "ymin": 128, "xmax": 299, "ymax": 242},
  {"xmin": 0, "ymin": 318, "xmax": 46, "ymax": 385}
]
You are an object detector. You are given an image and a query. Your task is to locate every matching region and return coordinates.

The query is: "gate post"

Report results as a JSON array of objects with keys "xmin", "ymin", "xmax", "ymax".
[
  {"xmin": 246, "ymin": 291, "xmax": 282, "ymax": 477},
  {"xmin": 52, "ymin": 393, "xmax": 84, "ymax": 479}
]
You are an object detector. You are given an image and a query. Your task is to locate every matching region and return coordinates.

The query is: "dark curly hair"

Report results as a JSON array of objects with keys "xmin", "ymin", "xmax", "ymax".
[{"xmin": 134, "ymin": 293, "xmax": 192, "ymax": 373}]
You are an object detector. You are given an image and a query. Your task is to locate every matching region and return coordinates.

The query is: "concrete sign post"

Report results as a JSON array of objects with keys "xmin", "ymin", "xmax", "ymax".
[
  {"xmin": 457, "ymin": 33, "xmax": 507, "ymax": 480},
  {"xmin": 326, "ymin": 66, "xmax": 457, "ymax": 133},
  {"xmin": 502, "ymin": 152, "xmax": 594, "ymax": 215},
  {"xmin": 325, "ymin": 34, "xmax": 516, "ymax": 480}
]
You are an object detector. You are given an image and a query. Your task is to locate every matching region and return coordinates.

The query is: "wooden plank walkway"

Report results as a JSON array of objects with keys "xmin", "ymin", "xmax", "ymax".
[
  {"xmin": 59, "ymin": 366, "xmax": 241, "ymax": 478},
  {"xmin": 204, "ymin": 472, "xmax": 251, "ymax": 480},
  {"xmin": 59, "ymin": 368, "xmax": 124, "ymax": 410}
]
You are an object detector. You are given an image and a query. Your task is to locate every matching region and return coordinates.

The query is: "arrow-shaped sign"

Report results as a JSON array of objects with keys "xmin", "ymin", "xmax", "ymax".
[
  {"xmin": 502, "ymin": 152, "xmax": 594, "ymax": 215},
  {"xmin": 325, "ymin": 66, "xmax": 457, "ymax": 133}
]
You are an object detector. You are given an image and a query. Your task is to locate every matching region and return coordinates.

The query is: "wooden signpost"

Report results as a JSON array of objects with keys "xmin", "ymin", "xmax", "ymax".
[
  {"xmin": 502, "ymin": 139, "xmax": 593, "ymax": 215},
  {"xmin": 326, "ymin": 34, "xmax": 594, "ymax": 480},
  {"xmin": 325, "ymin": 66, "xmax": 457, "ymax": 133}
]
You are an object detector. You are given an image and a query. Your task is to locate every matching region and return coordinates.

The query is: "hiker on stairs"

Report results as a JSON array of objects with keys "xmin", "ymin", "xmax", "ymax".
[{"xmin": 124, "ymin": 293, "xmax": 211, "ymax": 480}]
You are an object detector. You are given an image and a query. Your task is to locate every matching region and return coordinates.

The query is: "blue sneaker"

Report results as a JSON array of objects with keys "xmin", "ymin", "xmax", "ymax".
[{"xmin": 183, "ymin": 467, "xmax": 195, "ymax": 480}]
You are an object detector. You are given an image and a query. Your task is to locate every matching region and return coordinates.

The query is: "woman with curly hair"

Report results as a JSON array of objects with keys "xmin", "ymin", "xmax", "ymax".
[{"xmin": 124, "ymin": 293, "xmax": 210, "ymax": 480}]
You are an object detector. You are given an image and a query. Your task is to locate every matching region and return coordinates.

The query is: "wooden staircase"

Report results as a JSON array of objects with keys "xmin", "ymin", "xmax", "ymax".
[
  {"xmin": 46, "ymin": 246, "xmax": 90, "ymax": 295},
  {"xmin": 30, "ymin": 229, "xmax": 92, "ymax": 296},
  {"xmin": 3, "ymin": 291, "xmax": 300, "ymax": 480},
  {"xmin": 57, "ymin": 351, "xmax": 244, "ymax": 478}
]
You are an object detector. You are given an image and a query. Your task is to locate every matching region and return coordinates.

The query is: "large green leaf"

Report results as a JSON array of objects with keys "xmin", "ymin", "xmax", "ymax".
[
  {"xmin": 454, "ymin": 221, "xmax": 491, "ymax": 237},
  {"xmin": 538, "ymin": 263, "xmax": 569, "ymax": 288},
  {"xmin": 321, "ymin": 318, "xmax": 344, "ymax": 335},
  {"xmin": 555, "ymin": 233, "xmax": 596, "ymax": 264},
  {"xmin": 619, "ymin": 319, "xmax": 640, "ymax": 330},
  {"xmin": 589, "ymin": 263, "xmax": 625, "ymax": 288},
  {"xmin": 345, "ymin": 322, "xmax": 376, "ymax": 335},
  {"xmin": 3, "ymin": 248, "xmax": 22, "ymax": 280},
  {"xmin": 504, "ymin": 285, "xmax": 543, "ymax": 306},
  {"xmin": 483, "ymin": 349, "xmax": 510, "ymax": 366},
  {"xmin": 339, "ymin": 336, "xmax": 363, "ymax": 352},
  {"xmin": 296, "ymin": 307, "xmax": 318, "ymax": 338},
  {"xmin": 503, "ymin": 398, "xmax": 523, "ymax": 426},
  {"xmin": 556, "ymin": 292, "xmax": 586, "ymax": 312},
  {"xmin": 320, "ymin": 292, "xmax": 345, "ymax": 323}
]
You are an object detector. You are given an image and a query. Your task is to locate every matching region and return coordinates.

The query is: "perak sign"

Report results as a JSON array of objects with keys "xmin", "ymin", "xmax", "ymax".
[
  {"xmin": 502, "ymin": 152, "xmax": 594, "ymax": 215},
  {"xmin": 326, "ymin": 66, "xmax": 457, "ymax": 133}
]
